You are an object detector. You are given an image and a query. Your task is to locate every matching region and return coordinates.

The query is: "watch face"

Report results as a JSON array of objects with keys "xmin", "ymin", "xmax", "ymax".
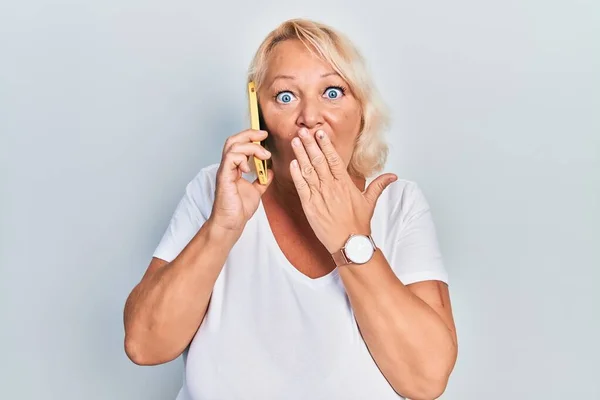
[{"xmin": 345, "ymin": 235, "xmax": 374, "ymax": 264}]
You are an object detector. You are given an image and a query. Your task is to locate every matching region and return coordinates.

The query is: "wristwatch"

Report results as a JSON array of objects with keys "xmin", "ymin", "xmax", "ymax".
[{"xmin": 331, "ymin": 234, "xmax": 377, "ymax": 267}]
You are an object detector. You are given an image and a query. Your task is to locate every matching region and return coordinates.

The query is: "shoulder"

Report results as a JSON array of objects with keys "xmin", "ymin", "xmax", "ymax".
[
  {"xmin": 187, "ymin": 162, "xmax": 219, "ymax": 193},
  {"xmin": 179, "ymin": 163, "xmax": 220, "ymax": 218},
  {"xmin": 373, "ymin": 175, "xmax": 433, "ymax": 224}
]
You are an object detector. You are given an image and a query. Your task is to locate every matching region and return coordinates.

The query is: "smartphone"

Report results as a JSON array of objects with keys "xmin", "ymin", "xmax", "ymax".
[{"xmin": 248, "ymin": 81, "xmax": 269, "ymax": 185}]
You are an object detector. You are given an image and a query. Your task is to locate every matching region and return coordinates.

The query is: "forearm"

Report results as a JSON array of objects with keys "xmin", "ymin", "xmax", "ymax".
[
  {"xmin": 338, "ymin": 250, "xmax": 457, "ymax": 400},
  {"xmin": 124, "ymin": 218, "xmax": 241, "ymax": 365}
]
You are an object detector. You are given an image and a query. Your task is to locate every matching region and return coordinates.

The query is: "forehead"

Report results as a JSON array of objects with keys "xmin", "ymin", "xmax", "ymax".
[{"xmin": 264, "ymin": 39, "xmax": 336, "ymax": 81}]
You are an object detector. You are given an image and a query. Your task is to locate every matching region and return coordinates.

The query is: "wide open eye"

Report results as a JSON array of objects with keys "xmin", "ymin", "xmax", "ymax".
[
  {"xmin": 276, "ymin": 91, "xmax": 296, "ymax": 104},
  {"xmin": 324, "ymin": 87, "xmax": 344, "ymax": 99}
]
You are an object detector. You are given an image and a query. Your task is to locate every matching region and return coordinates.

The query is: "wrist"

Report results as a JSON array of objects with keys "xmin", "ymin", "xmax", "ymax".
[
  {"xmin": 205, "ymin": 217, "xmax": 244, "ymax": 246},
  {"xmin": 326, "ymin": 226, "xmax": 371, "ymax": 254}
]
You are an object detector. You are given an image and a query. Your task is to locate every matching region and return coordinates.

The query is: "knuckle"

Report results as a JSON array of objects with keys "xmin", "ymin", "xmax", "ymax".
[
  {"xmin": 301, "ymin": 165, "xmax": 315, "ymax": 177},
  {"xmin": 296, "ymin": 180, "xmax": 309, "ymax": 192},
  {"xmin": 230, "ymin": 142, "xmax": 242, "ymax": 152},
  {"xmin": 224, "ymin": 137, "xmax": 235, "ymax": 151},
  {"xmin": 328, "ymin": 153, "xmax": 342, "ymax": 165},
  {"xmin": 224, "ymin": 152, "xmax": 239, "ymax": 163},
  {"xmin": 312, "ymin": 154, "xmax": 325, "ymax": 165}
]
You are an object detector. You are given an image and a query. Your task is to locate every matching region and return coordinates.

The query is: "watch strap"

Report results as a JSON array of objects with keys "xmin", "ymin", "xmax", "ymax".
[{"xmin": 331, "ymin": 248, "xmax": 350, "ymax": 267}]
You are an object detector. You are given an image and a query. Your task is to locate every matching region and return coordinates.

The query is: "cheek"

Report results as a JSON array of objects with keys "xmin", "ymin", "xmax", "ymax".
[
  {"xmin": 260, "ymin": 107, "xmax": 297, "ymax": 158},
  {"xmin": 345, "ymin": 110, "xmax": 362, "ymax": 132},
  {"xmin": 328, "ymin": 107, "xmax": 362, "ymax": 139},
  {"xmin": 335, "ymin": 108, "xmax": 362, "ymax": 160},
  {"xmin": 261, "ymin": 106, "xmax": 294, "ymax": 139}
]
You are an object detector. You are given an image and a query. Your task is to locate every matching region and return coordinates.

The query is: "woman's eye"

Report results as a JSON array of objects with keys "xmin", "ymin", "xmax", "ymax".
[
  {"xmin": 324, "ymin": 87, "xmax": 343, "ymax": 99},
  {"xmin": 276, "ymin": 91, "xmax": 296, "ymax": 104}
]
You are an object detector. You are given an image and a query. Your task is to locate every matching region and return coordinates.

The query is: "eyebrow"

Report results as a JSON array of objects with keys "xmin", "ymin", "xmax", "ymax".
[{"xmin": 271, "ymin": 72, "xmax": 340, "ymax": 81}]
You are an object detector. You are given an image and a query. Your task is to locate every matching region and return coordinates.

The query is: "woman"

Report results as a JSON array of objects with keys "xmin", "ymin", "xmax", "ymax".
[{"xmin": 124, "ymin": 18, "xmax": 457, "ymax": 400}]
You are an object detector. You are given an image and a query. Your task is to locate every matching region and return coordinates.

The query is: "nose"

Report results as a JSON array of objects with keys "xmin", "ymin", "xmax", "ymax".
[{"xmin": 296, "ymin": 98, "xmax": 324, "ymax": 131}]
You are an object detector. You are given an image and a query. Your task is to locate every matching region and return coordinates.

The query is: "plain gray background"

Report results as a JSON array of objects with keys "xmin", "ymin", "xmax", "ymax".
[{"xmin": 1, "ymin": 0, "xmax": 599, "ymax": 399}]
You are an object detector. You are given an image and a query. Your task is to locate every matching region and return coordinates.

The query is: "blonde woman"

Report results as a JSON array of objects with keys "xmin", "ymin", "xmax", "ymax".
[{"xmin": 124, "ymin": 18, "xmax": 458, "ymax": 400}]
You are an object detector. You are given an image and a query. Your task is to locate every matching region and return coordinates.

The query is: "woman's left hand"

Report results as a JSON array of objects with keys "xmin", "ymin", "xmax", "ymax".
[{"xmin": 289, "ymin": 127, "xmax": 398, "ymax": 254}]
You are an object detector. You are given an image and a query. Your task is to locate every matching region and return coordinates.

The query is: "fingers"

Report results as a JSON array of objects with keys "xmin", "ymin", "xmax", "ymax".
[
  {"xmin": 220, "ymin": 142, "xmax": 271, "ymax": 182},
  {"xmin": 314, "ymin": 129, "xmax": 346, "ymax": 179},
  {"xmin": 289, "ymin": 159, "xmax": 311, "ymax": 202},
  {"xmin": 229, "ymin": 142, "xmax": 271, "ymax": 160},
  {"xmin": 291, "ymin": 135, "xmax": 320, "ymax": 188},
  {"xmin": 296, "ymin": 128, "xmax": 331, "ymax": 182},
  {"xmin": 252, "ymin": 168, "xmax": 274, "ymax": 195},
  {"xmin": 223, "ymin": 129, "xmax": 268, "ymax": 156},
  {"xmin": 222, "ymin": 152, "xmax": 251, "ymax": 175}
]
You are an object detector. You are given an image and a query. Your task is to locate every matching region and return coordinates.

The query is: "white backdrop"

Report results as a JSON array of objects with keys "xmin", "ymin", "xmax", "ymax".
[{"xmin": 1, "ymin": 0, "xmax": 599, "ymax": 399}]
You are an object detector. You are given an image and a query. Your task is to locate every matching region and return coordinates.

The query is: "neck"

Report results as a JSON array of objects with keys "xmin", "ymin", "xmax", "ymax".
[{"xmin": 268, "ymin": 176, "xmax": 306, "ymax": 221}]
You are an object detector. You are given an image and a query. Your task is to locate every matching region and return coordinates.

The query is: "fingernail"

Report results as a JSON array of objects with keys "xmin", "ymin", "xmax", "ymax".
[
  {"xmin": 299, "ymin": 129, "xmax": 308, "ymax": 137},
  {"xmin": 263, "ymin": 149, "xmax": 271, "ymax": 156},
  {"xmin": 291, "ymin": 159, "xmax": 299, "ymax": 168},
  {"xmin": 317, "ymin": 130, "xmax": 325, "ymax": 139},
  {"xmin": 292, "ymin": 137, "xmax": 301, "ymax": 147}
]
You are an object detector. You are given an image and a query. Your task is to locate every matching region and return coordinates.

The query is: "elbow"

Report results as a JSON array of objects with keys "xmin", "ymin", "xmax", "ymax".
[
  {"xmin": 124, "ymin": 333, "xmax": 180, "ymax": 366},
  {"xmin": 124, "ymin": 335, "xmax": 155, "ymax": 366},
  {"xmin": 394, "ymin": 346, "xmax": 457, "ymax": 400},
  {"xmin": 401, "ymin": 375, "xmax": 450, "ymax": 400}
]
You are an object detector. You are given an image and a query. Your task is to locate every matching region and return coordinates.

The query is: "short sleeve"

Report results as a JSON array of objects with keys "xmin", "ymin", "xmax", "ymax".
[
  {"xmin": 388, "ymin": 182, "xmax": 449, "ymax": 285},
  {"xmin": 152, "ymin": 169, "xmax": 213, "ymax": 263}
]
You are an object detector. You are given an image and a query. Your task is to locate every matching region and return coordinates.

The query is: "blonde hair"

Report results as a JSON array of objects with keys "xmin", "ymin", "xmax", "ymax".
[{"xmin": 247, "ymin": 18, "xmax": 390, "ymax": 178}]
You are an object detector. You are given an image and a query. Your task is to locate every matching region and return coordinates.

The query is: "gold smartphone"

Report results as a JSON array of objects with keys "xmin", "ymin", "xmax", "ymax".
[{"xmin": 248, "ymin": 81, "xmax": 268, "ymax": 185}]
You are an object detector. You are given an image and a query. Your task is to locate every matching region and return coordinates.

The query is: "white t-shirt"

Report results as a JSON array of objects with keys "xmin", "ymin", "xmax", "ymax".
[{"xmin": 153, "ymin": 163, "xmax": 448, "ymax": 400}]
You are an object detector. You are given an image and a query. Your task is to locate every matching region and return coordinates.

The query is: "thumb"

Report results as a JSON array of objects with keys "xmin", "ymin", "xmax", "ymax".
[
  {"xmin": 363, "ymin": 173, "xmax": 397, "ymax": 205},
  {"xmin": 252, "ymin": 168, "xmax": 274, "ymax": 195}
]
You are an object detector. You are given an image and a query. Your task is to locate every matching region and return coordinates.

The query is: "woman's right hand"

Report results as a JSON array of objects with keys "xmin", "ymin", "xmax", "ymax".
[{"xmin": 209, "ymin": 129, "xmax": 273, "ymax": 233}]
